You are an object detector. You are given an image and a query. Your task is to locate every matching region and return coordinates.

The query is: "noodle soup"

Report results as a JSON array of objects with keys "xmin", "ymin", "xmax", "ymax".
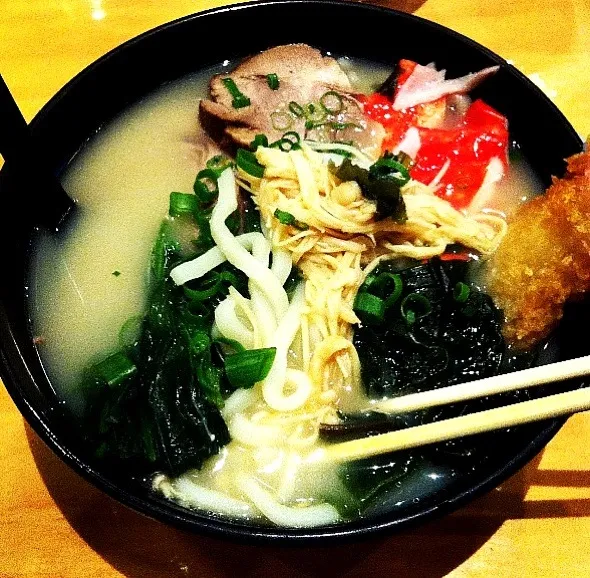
[{"xmin": 29, "ymin": 48, "xmax": 548, "ymax": 528}]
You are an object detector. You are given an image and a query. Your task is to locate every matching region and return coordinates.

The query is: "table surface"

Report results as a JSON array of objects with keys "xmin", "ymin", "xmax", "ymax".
[{"xmin": 2, "ymin": 1, "xmax": 590, "ymax": 576}]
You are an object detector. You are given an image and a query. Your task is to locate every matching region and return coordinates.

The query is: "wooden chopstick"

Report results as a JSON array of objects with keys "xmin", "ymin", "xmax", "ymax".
[
  {"xmin": 311, "ymin": 356, "xmax": 590, "ymax": 463},
  {"xmin": 365, "ymin": 355, "xmax": 590, "ymax": 414},
  {"xmin": 317, "ymin": 386, "xmax": 590, "ymax": 463}
]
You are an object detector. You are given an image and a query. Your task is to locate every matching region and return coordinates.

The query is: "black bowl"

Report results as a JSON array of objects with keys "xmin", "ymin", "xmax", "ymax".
[{"xmin": 0, "ymin": 0, "xmax": 585, "ymax": 544}]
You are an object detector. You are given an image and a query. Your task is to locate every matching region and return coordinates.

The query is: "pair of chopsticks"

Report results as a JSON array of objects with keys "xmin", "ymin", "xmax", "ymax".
[{"xmin": 319, "ymin": 355, "xmax": 590, "ymax": 462}]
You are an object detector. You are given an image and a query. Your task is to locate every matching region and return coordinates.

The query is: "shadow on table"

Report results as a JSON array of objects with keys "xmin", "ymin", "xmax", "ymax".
[{"xmin": 26, "ymin": 423, "xmax": 590, "ymax": 578}]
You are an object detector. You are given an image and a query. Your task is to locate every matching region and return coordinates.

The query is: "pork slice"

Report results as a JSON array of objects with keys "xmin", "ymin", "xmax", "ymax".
[{"xmin": 199, "ymin": 44, "xmax": 384, "ymax": 156}]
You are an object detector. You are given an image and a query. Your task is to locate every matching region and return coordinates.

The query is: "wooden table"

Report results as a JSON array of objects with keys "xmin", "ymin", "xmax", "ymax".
[{"xmin": 2, "ymin": 1, "xmax": 590, "ymax": 576}]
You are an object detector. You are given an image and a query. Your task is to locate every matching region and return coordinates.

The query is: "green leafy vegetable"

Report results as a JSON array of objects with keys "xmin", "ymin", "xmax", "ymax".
[{"xmin": 80, "ymin": 161, "xmax": 265, "ymax": 477}]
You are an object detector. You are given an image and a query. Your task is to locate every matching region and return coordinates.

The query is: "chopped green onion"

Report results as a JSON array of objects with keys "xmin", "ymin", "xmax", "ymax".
[
  {"xmin": 370, "ymin": 157, "xmax": 411, "ymax": 187},
  {"xmin": 272, "ymin": 131, "xmax": 301, "ymax": 152},
  {"xmin": 266, "ymin": 73, "xmax": 279, "ymax": 90},
  {"xmin": 304, "ymin": 119, "xmax": 314, "ymax": 130},
  {"xmin": 282, "ymin": 131, "xmax": 300, "ymax": 145},
  {"xmin": 206, "ymin": 154, "xmax": 234, "ymax": 176},
  {"xmin": 183, "ymin": 274, "xmax": 223, "ymax": 303},
  {"xmin": 400, "ymin": 293, "xmax": 432, "ymax": 325},
  {"xmin": 273, "ymin": 208, "xmax": 308, "ymax": 230},
  {"xmin": 453, "ymin": 281, "xmax": 471, "ymax": 303},
  {"xmin": 169, "ymin": 192, "xmax": 199, "ymax": 217},
  {"xmin": 250, "ymin": 134, "xmax": 269, "ymax": 150},
  {"xmin": 236, "ymin": 148, "xmax": 265, "ymax": 178},
  {"xmin": 304, "ymin": 102, "xmax": 327, "ymax": 124},
  {"xmin": 118, "ymin": 315, "xmax": 142, "ymax": 348},
  {"xmin": 289, "ymin": 101, "xmax": 305, "ymax": 117},
  {"xmin": 186, "ymin": 301, "xmax": 213, "ymax": 326},
  {"xmin": 320, "ymin": 90, "xmax": 344, "ymax": 114},
  {"xmin": 190, "ymin": 330, "xmax": 211, "ymax": 356},
  {"xmin": 270, "ymin": 111, "xmax": 293, "ymax": 131},
  {"xmin": 377, "ymin": 273, "xmax": 404, "ymax": 309},
  {"xmin": 224, "ymin": 347, "xmax": 277, "ymax": 389},
  {"xmin": 213, "ymin": 337, "xmax": 246, "ymax": 355},
  {"xmin": 354, "ymin": 292, "xmax": 386, "ymax": 325},
  {"xmin": 221, "ymin": 77, "xmax": 251, "ymax": 109},
  {"xmin": 112, "ymin": 270, "xmax": 121, "ymax": 277},
  {"xmin": 193, "ymin": 168, "xmax": 219, "ymax": 204},
  {"xmin": 94, "ymin": 352, "xmax": 137, "ymax": 388}
]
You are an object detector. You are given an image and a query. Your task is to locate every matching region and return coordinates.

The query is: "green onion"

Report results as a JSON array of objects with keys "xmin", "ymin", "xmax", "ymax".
[
  {"xmin": 186, "ymin": 301, "xmax": 213, "ymax": 326},
  {"xmin": 206, "ymin": 154, "xmax": 234, "ymax": 176},
  {"xmin": 289, "ymin": 101, "xmax": 305, "ymax": 117},
  {"xmin": 266, "ymin": 73, "xmax": 279, "ymax": 90},
  {"xmin": 274, "ymin": 208, "xmax": 308, "ymax": 230},
  {"xmin": 304, "ymin": 102, "xmax": 327, "ymax": 124},
  {"xmin": 370, "ymin": 157, "xmax": 411, "ymax": 187},
  {"xmin": 112, "ymin": 270, "xmax": 121, "ymax": 277},
  {"xmin": 250, "ymin": 134, "xmax": 269, "ymax": 150},
  {"xmin": 400, "ymin": 293, "xmax": 432, "ymax": 325},
  {"xmin": 193, "ymin": 168, "xmax": 219, "ymax": 204},
  {"xmin": 271, "ymin": 131, "xmax": 301, "ymax": 152},
  {"xmin": 270, "ymin": 111, "xmax": 293, "ymax": 131},
  {"xmin": 118, "ymin": 315, "xmax": 142, "ymax": 348},
  {"xmin": 94, "ymin": 352, "xmax": 137, "ymax": 388},
  {"xmin": 354, "ymin": 292, "xmax": 386, "ymax": 325},
  {"xmin": 453, "ymin": 281, "xmax": 471, "ymax": 303},
  {"xmin": 224, "ymin": 347, "xmax": 277, "ymax": 389},
  {"xmin": 169, "ymin": 192, "xmax": 199, "ymax": 217},
  {"xmin": 221, "ymin": 77, "xmax": 251, "ymax": 109},
  {"xmin": 236, "ymin": 148, "xmax": 265, "ymax": 178},
  {"xmin": 190, "ymin": 330, "xmax": 211, "ymax": 356},
  {"xmin": 213, "ymin": 337, "xmax": 246, "ymax": 355},
  {"xmin": 320, "ymin": 90, "xmax": 344, "ymax": 114},
  {"xmin": 377, "ymin": 273, "xmax": 404, "ymax": 309},
  {"xmin": 183, "ymin": 274, "xmax": 223, "ymax": 303}
]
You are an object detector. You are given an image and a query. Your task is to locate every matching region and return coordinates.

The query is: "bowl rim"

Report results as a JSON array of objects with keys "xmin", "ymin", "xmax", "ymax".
[{"xmin": 0, "ymin": 0, "xmax": 581, "ymax": 544}]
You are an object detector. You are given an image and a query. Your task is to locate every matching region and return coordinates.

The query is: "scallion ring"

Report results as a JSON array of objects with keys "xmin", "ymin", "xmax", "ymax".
[
  {"xmin": 353, "ymin": 292, "xmax": 386, "ymax": 325},
  {"xmin": 168, "ymin": 192, "xmax": 198, "ymax": 218},
  {"xmin": 289, "ymin": 101, "xmax": 305, "ymax": 117},
  {"xmin": 400, "ymin": 293, "xmax": 432, "ymax": 325},
  {"xmin": 206, "ymin": 154, "xmax": 234, "ymax": 177},
  {"xmin": 320, "ymin": 91, "xmax": 344, "ymax": 114},
  {"xmin": 270, "ymin": 111, "xmax": 293, "ymax": 131},
  {"xmin": 193, "ymin": 168, "xmax": 219, "ymax": 203},
  {"xmin": 304, "ymin": 102, "xmax": 327, "ymax": 123}
]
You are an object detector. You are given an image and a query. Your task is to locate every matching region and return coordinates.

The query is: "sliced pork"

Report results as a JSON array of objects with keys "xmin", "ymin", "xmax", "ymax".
[{"xmin": 199, "ymin": 44, "xmax": 385, "ymax": 158}]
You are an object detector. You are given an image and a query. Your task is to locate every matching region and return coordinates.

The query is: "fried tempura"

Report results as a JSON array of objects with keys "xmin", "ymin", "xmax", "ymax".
[{"xmin": 487, "ymin": 144, "xmax": 590, "ymax": 349}]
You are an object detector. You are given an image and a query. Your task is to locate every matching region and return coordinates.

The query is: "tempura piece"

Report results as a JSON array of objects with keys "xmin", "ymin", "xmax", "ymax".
[{"xmin": 487, "ymin": 144, "xmax": 590, "ymax": 348}]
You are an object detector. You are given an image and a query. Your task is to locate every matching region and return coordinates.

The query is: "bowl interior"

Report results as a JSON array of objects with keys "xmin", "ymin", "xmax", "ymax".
[{"xmin": 0, "ymin": 0, "xmax": 585, "ymax": 543}]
